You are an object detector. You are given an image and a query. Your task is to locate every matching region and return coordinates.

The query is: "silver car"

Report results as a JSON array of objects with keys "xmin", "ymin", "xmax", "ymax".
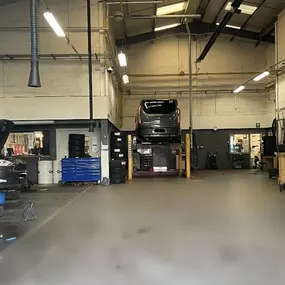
[{"xmin": 136, "ymin": 99, "xmax": 181, "ymax": 142}]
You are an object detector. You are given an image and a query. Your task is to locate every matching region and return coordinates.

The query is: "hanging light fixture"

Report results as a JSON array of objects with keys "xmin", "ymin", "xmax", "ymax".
[
  {"xmin": 43, "ymin": 11, "xmax": 65, "ymax": 37},
  {"xmin": 233, "ymin": 85, "xmax": 245, "ymax": 93},
  {"xmin": 118, "ymin": 51, "xmax": 127, "ymax": 67},
  {"xmin": 155, "ymin": 23, "xmax": 181, "ymax": 31},
  {"xmin": 122, "ymin": 74, "xmax": 129, "ymax": 84},
  {"xmin": 253, "ymin": 71, "xmax": 270, "ymax": 82}
]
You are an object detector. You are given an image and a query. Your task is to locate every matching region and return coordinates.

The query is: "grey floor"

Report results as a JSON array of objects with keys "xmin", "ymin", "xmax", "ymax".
[{"xmin": 0, "ymin": 171, "xmax": 285, "ymax": 285}]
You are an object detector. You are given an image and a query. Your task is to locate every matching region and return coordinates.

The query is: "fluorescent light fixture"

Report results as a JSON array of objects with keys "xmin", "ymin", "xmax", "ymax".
[
  {"xmin": 233, "ymin": 85, "xmax": 245, "ymax": 93},
  {"xmin": 43, "ymin": 11, "xmax": 65, "ymax": 37},
  {"xmin": 122, "ymin": 74, "xmax": 129, "ymax": 84},
  {"xmin": 156, "ymin": 1, "xmax": 186, "ymax": 15},
  {"xmin": 155, "ymin": 23, "xmax": 181, "ymax": 32},
  {"xmin": 13, "ymin": 120, "xmax": 55, "ymax": 125},
  {"xmin": 225, "ymin": 2, "xmax": 257, "ymax": 15},
  {"xmin": 216, "ymin": 22, "xmax": 241, "ymax": 30},
  {"xmin": 118, "ymin": 51, "xmax": 127, "ymax": 67},
  {"xmin": 253, "ymin": 71, "xmax": 270, "ymax": 82}
]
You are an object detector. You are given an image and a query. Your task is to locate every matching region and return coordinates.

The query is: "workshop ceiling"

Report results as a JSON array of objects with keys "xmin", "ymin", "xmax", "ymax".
[
  {"xmin": 0, "ymin": 0, "xmax": 283, "ymax": 46},
  {"xmin": 110, "ymin": 0, "xmax": 285, "ymax": 46},
  {"xmin": 0, "ymin": 0, "xmax": 23, "ymax": 5}
]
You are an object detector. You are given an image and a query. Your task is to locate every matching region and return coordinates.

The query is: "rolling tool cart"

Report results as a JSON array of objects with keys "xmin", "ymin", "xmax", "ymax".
[
  {"xmin": 61, "ymin": 158, "xmax": 101, "ymax": 185},
  {"xmin": 110, "ymin": 132, "xmax": 127, "ymax": 184}
]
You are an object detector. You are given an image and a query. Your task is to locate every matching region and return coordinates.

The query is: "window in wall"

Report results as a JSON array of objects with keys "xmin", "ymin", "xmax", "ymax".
[
  {"xmin": 4, "ymin": 131, "xmax": 50, "ymax": 156},
  {"xmin": 229, "ymin": 134, "xmax": 249, "ymax": 154}
]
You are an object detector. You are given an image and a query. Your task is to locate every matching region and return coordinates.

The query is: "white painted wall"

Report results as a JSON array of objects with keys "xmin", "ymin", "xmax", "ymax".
[
  {"xmin": 122, "ymin": 36, "xmax": 275, "ymax": 130},
  {"xmin": 56, "ymin": 128, "xmax": 101, "ymax": 160},
  {"xmin": 0, "ymin": 0, "xmax": 103, "ymax": 54},
  {"xmin": 106, "ymin": 71, "xmax": 121, "ymax": 127},
  {"xmin": 0, "ymin": 0, "xmax": 121, "ymax": 127},
  {"xmin": 122, "ymin": 92, "xmax": 274, "ymax": 130},
  {"xmin": 277, "ymin": 9, "xmax": 285, "ymax": 110}
]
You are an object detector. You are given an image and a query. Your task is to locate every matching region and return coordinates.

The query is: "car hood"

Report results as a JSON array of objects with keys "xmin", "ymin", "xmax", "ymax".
[{"xmin": 0, "ymin": 120, "xmax": 14, "ymax": 151}]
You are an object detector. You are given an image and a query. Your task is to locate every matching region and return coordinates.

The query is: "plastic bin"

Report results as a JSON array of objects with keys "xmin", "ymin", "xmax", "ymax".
[
  {"xmin": 0, "ymin": 192, "xmax": 6, "ymax": 217},
  {"xmin": 0, "ymin": 192, "xmax": 6, "ymax": 205}
]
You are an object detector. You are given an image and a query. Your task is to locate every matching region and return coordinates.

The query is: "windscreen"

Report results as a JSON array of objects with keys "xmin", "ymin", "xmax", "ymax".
[{"xmin": 142, "ymin": 100, "xmax": 176, "ymax": 114}]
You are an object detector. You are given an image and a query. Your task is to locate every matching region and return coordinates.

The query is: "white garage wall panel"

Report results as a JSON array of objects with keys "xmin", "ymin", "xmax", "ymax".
[
  {"xmin": 106, "ymin": 72, "xmax": 121, "ymax": 127},
  {"xmin": 277, "ymin": 9, "xmax": 285, "ymax": 109},
  {"xmin": 56, "ymin": 128, "xmax": 101, "ymax": 160},
  {"xmin": 0, "ymin": 0, "xmax": 121, "ymax": 126},
  {"xmin": 122, "ymin": 92, "xmax": 274, "ymax": 130},
  {"xmin": 0, "ymin": 0, "xmax": 104, "ymax": 54},
  {"xmin": 0, "ymin": 61, "xmax": 110, "ymax": 120},
  {"xmin": 122, "ymin": 36, "xmax": 275, "ymax": 130}
]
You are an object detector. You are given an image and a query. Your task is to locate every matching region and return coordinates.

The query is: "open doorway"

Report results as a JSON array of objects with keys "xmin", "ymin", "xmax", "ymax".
[{"xmin": 250, "ymin": 134, "xmax": 262, "ymax": 168}]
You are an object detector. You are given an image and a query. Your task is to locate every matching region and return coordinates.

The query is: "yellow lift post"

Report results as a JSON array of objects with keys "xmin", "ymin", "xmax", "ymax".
[
  {"xmin": 127, "ymin": 134, "xmax": 133, "ymax": 181},
  {"xmin": 186, "ymin": 133, "xmax": 191, "ymax": 179}
]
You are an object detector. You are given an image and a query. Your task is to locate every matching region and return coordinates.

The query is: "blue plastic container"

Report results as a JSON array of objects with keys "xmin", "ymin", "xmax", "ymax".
[{"xmin": 0, "ymin": 192, "xmax": 6, "ymax": 205}]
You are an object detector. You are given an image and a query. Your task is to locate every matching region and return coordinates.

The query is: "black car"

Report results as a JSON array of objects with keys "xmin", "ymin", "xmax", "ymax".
[
  {"xmin": 0, "ymin": 120, "xmax": 26, "ymax": 192},
  {"xmin": 136, "ymin": 99, "xmax": 181, "ymax": 142}
]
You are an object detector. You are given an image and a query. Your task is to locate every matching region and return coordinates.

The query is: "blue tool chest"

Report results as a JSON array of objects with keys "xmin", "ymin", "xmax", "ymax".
[{"xmin": 61, "ymin": 158, "xmax": 101, "ymax": 183}]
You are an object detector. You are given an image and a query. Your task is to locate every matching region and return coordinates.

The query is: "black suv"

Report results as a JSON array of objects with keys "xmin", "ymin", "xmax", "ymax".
[{"xmin": 136, "ymin": 99, "xmax": 181, "ymax": 142}]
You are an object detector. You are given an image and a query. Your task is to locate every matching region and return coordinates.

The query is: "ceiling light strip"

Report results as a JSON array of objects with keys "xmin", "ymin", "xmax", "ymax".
[
  {"xmin": 233, "ymin": 85, "xmax": 245, "ymax": 93},
  {"xmin": 122, "ymin": 74, "xmax": 129, "ymax": 84},
  {"xmin": 43, "ymin": 11, "xmax": 65, "ymax": 37},
  {"xmin": 155, "ymin": 23, "xmax": 181, "ymax": 31},
  {"xmin": 106, "ymin": 1, "xmax": 162, "ymax": 4},
  {"xmin": 225, "ymin": 2, "xmax": 257, "ymax": 15},
  {"xmin": 253, "ymin": 71, "xmax": 270, "ymax": 82},
  {"xmin": 216, "ymin": 22, "xmax": 241, "ymax": 30},
  {"xmin": 156, "ymin": 1, "xmax": 186, "ymax": 15},
  {"xmin": 118, "ymin": 51, "xmax": 127, "ymax": 67}
]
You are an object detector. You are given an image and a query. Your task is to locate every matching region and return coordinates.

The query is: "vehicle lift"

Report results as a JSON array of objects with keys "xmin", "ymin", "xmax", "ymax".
[{"xmin": 127, "ymin": 133, "xmax": 191, "ymax": 180}]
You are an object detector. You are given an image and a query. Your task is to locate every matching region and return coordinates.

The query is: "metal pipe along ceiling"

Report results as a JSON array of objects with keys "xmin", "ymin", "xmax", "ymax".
[
  {"xmin": 0, "ymin": 54, "xmax": 106, "ymax": 60},
  {"xmin": 129, "ymin": 14, "xmax": 201, "ymax": 19},
  {"xmin": 128, "ymin": 72, "xmax": 260, "ymax": 77},
  {"xmin": 106, "ymin": 1, "xmax": 162, "ymax": 4},
  {"xmin": 124, "ymin": 89, "xmax": 268, "ymax": 95},
  {"xmin": 87, "ymin": 0, "xmax": 94, "ymax": 132}
]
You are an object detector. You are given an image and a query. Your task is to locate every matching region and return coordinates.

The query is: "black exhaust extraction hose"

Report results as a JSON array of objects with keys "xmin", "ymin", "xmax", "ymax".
[{"xmin": 28, "ymin": 0, "xmax": 41, "ymax": 87}]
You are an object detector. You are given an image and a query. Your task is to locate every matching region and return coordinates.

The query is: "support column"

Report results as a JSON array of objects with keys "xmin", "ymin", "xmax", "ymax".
[
  {"xmin": 127, "ymin": 134, "xmax": 133, "ymax": 180},
  {"xmin": 276, "ymin": 10, "xmax": 285, "ymax": 110},
  {"xmin": 178, "ymin": 148, "xmax": 183, "ymax": 176},
  {"xmin": 186, "ymin": 133, "xmax": 191, "ymax": 179},
  {"xmin": 100, "ymin": 119, "xmax": 110, "ymax": 180}
]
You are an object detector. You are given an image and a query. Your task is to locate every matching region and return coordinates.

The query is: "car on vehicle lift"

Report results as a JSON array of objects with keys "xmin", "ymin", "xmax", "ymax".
[{"xmin": 136, "ymin": 99, "xmax": 181, "ymax": 143}]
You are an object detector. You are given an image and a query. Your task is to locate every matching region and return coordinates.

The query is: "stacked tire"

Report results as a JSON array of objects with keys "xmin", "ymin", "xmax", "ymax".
[
  {"xmin": 69, "ymin": 134, "xmax": 85, "ymax": 158},
  {"xmin": 110, "ymin": 132, "xmax": 127, "ymax": 184}
]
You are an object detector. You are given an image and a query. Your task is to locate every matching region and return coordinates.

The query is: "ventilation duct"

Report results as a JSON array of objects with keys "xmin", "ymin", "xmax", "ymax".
[{"xmin": 28, "ymin": 0, "xmax": 41, "ymax": 87}]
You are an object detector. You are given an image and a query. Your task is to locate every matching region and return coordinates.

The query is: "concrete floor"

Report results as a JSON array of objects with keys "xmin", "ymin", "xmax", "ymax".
[{"xmin": 0, "ymin": 171, "xmax": 285, "ymax": 285}]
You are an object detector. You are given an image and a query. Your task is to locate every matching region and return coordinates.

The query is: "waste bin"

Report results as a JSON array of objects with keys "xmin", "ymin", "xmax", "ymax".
[{"xmin": 0, "ymin": 192, "xmax": 6, "ymax": 217}]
